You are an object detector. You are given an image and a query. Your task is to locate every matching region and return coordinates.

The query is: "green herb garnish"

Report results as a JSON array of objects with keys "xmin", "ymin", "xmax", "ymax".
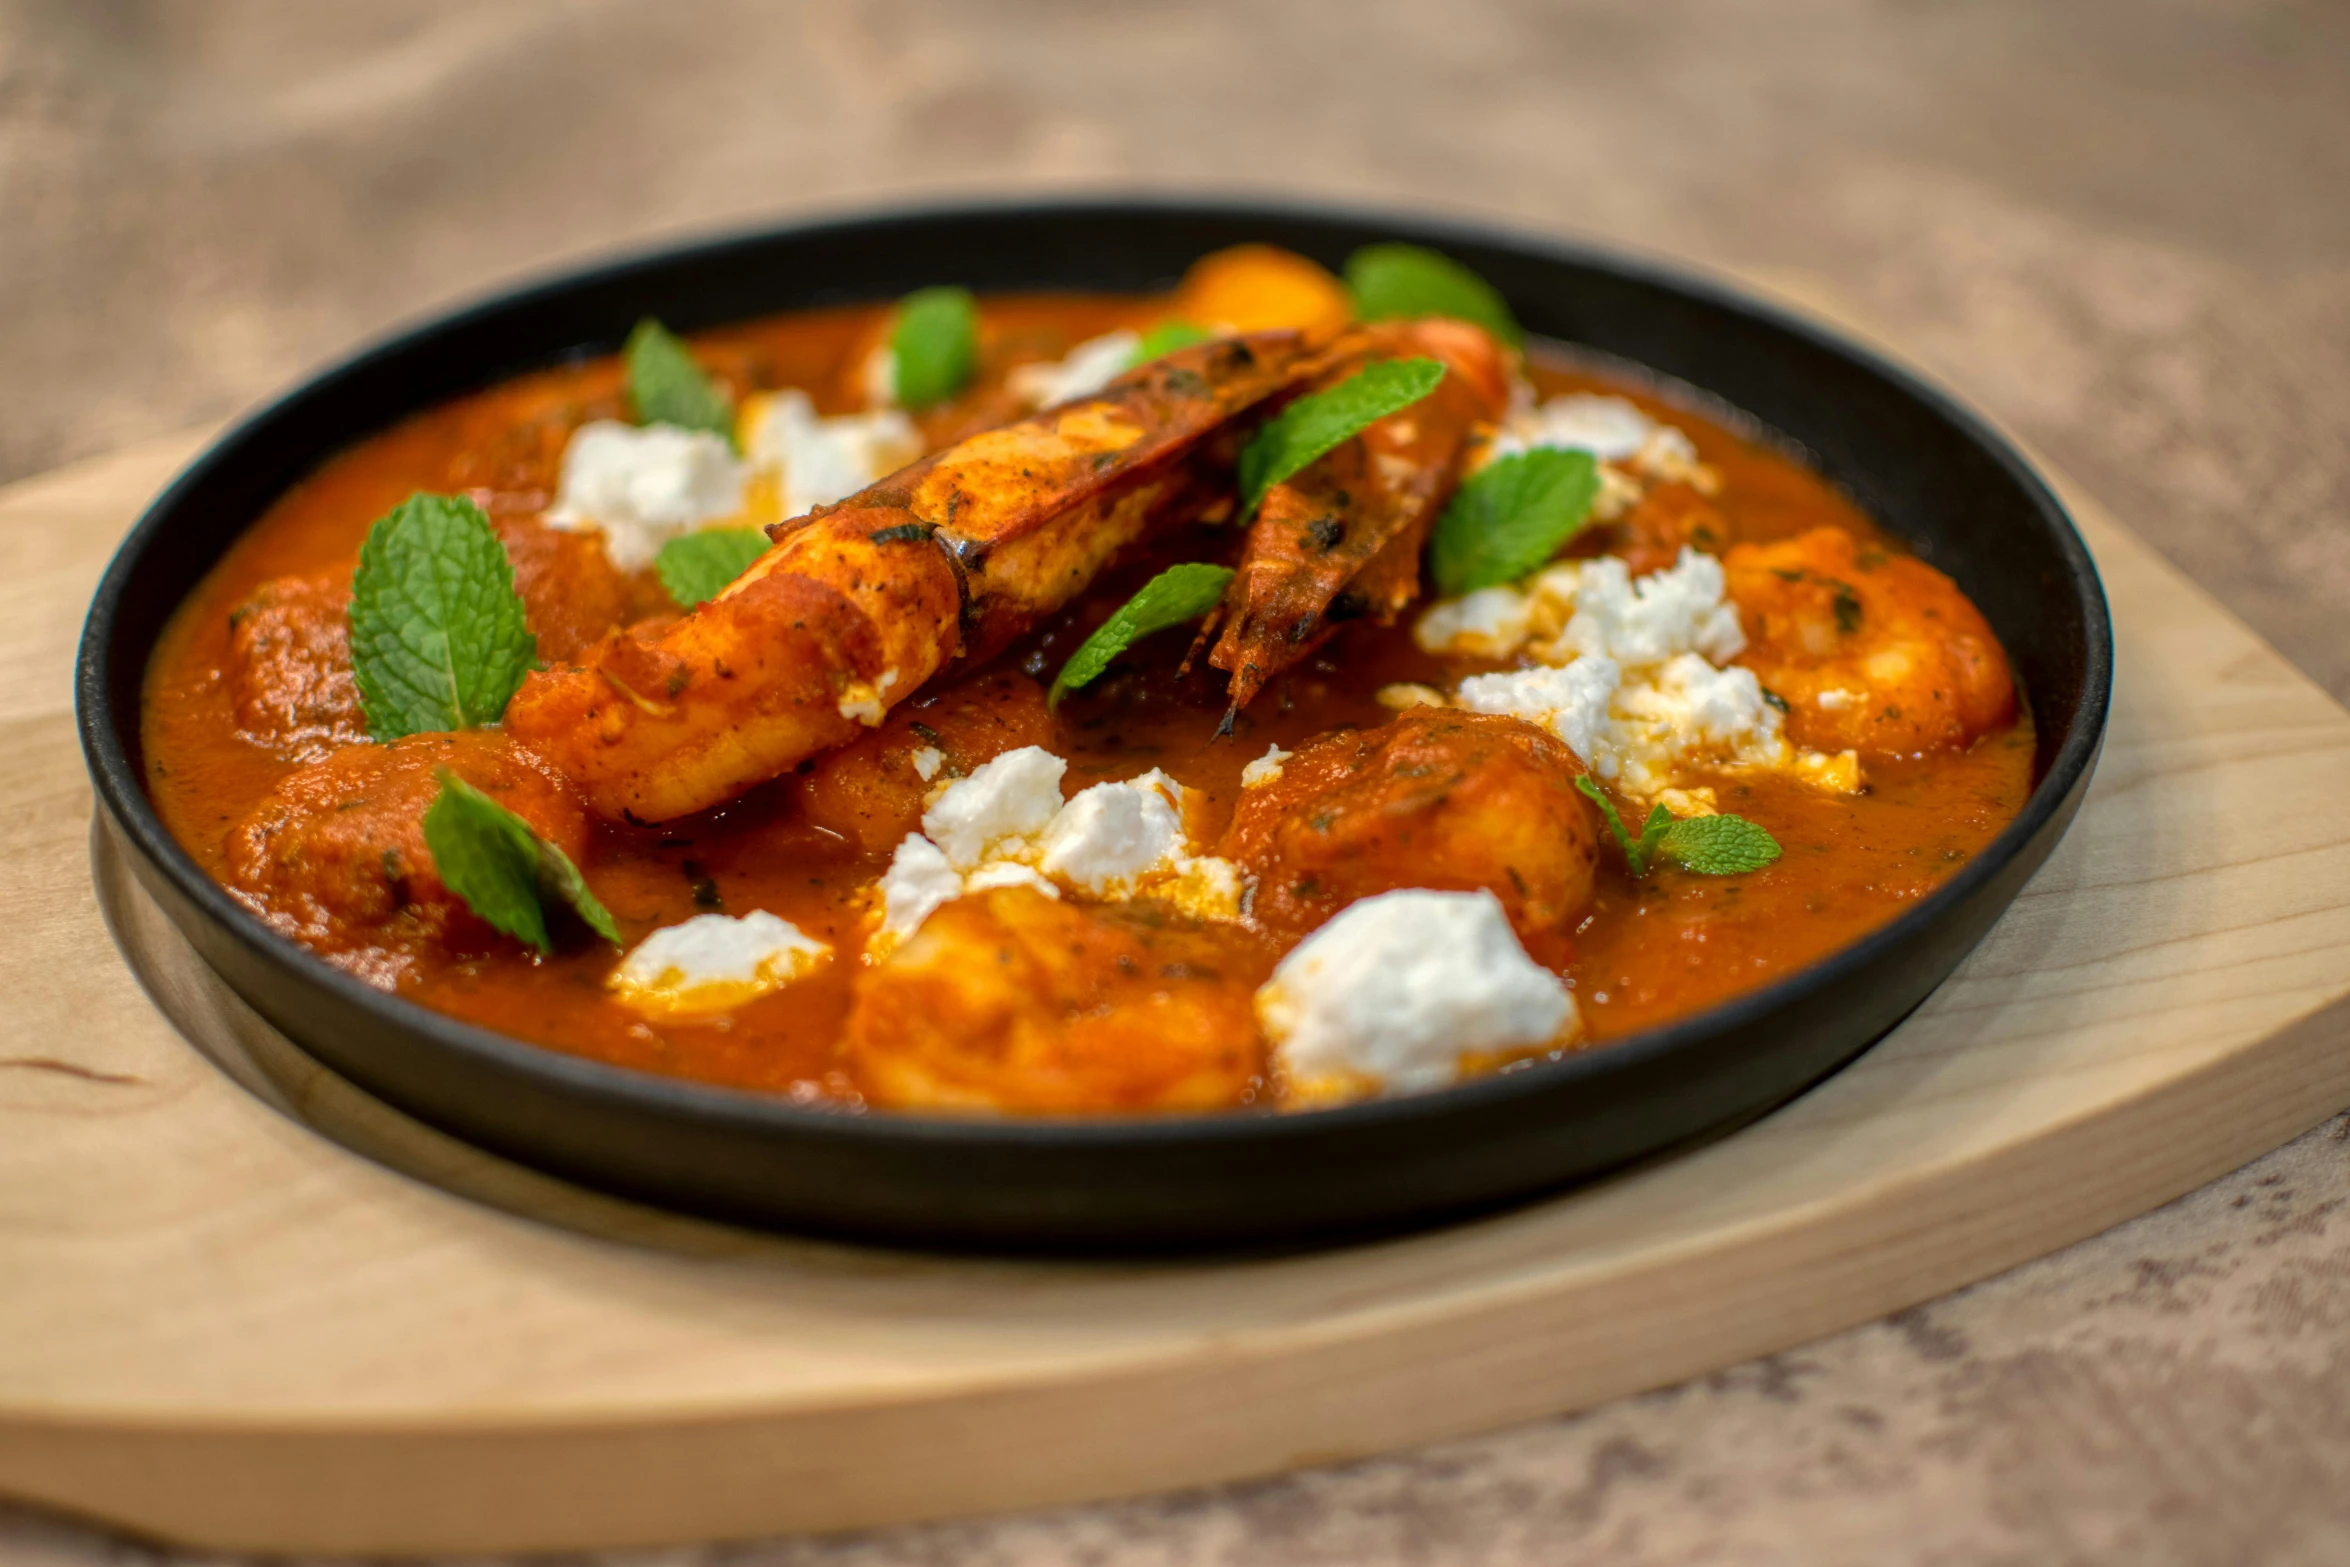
[
  {"xmin": 1237, "ymin": 357, "xmax": 1446, "ymax": 519},
  {"xmin": 655, "ymin": 528, "xmax": 769, "ymax": 609},
  {"xmin": 1428, "ymin": 448, "xmax": 1602, "ymax": 596},
  {"xmin": 624, "ymin": 318, "xmax": 734, "ymax": 442},
  {"xmin": 422, "ymin": 772, "xmax": 620, "ymax": 954},
  {"xmin": 1129, "ymin": 319, "xmax": 1213, "ymax": 366},
  {"xmin": 347, "ymin": 492, "xmax": 537, "ymax": 741},
  {"xmin": 890, "ymin": 285, "xmax": 979, "ymax": 409},
  {"xmin": 1049, "ymin": 562, "xmax": 1235, "ymax": 708},
  {"xmin": 1575, "ymin": 776, "xmax": 1781, "ymax": 878},
  {"xmin": 1345, "ymin": 243, "xmax": 1523, "ymax": 346}
]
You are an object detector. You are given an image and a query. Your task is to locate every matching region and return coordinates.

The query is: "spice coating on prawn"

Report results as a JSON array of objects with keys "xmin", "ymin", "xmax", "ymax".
[
  {"xmin": 1205, "ymin": 320, "xmax": 1510, "ymax": 712},
  {"xmin": 504, "ymin": 334, "xmax": 1318, "ymax": 821}
]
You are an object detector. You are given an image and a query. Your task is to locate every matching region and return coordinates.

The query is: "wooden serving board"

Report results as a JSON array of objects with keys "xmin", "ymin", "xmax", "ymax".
[{"xmin": 6, "ymin": 305, "xmax": 2350, "ymax": 1553}]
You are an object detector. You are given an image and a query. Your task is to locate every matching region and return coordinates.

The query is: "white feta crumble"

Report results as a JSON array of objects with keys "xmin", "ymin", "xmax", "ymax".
[
  {"xmin": 545, "ymin": 420, "xmax": 747, "ymax": 570},
  {"xmin": 961, "ymin": 861, "xmax": 1060, "ymax": 897},
  {"xmin": 909, "ymin": 745, "xmax": 946, "ymax": 782},
  {"xmin": 1006, "ymin": 330, "xmax": 1140, "ymax": 409},
  {"xmin": 875, "ymin": 833, "xmax": 965, "ymax": 949},
  {"xmin": 1456, "ymin": 656, "xmax": 1621, "ymax": 764},
  {"xmin": 739, "ymin": 389, "xmax": 920, "ymax": 519},
  {"xmin": 1411, "ymin": 584, "xmax": 1537, "ymax": 660},
  {"xmin": 1480, "ymin": 390, "xmax": 1718, "ymax": 519},
  {"xmin": 1550, "ymin": 551, "xmax": 1746, "ymax": 667},
  {"xmin": 1425, "ymin": 548, "xmax": 1858, "ymax": 796},
  {"xmin": 1257, "ymin": 889, "xmax": 1577, "ymax": 1101},
  {"xmin": 1036, "ymin": 771, "xmax": 1187, "ymax": 895},
  {"xmin": 836, "ymin": 667, "xmax": 901, "ymax": 726},
  {"xmin": 1491, "ymin": 391, "xmax": 1656, "ymax": 462},
  {"xmin": 609, "ymin": 910, "xmax": 829, "ymax": 1017},
  {"xmin": 871, "ymin": 748, "xmax": 1246, "ymax": 952},
  {"xmin": 1240, "ymin": 744, "xmax": 1291, "ymax": 789},
  {"xmin": 921, "ymin": 746, "xmax": 1068, "ymax": 870}
]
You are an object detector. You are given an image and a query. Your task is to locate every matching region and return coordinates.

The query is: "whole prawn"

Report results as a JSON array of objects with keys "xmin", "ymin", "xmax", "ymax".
[{"xmin": 505, "ymin": 333, "xmax": 1321, "ymax": 821}]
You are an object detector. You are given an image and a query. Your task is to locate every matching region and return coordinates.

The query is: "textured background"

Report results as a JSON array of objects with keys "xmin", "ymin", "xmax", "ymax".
[{"xmin": 4, "ymin": 1, "xmax": 2347, "ymax": 1561}]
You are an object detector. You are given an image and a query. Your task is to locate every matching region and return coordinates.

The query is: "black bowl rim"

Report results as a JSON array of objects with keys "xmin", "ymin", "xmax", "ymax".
[{"xmin": 75, "ymin": 192, "xmax": 2112, "ymax": 1155}]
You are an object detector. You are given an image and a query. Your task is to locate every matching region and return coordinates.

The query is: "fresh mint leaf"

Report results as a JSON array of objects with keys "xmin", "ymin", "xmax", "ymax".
[
  {"xmin": 625, "ymin": 318, "xmax": 734, "ymax": 443},
  {"xmin": 347, "ymin": 492, "xmax": 536, "ymax": 740},
  {"xmin": 1345, "ymin": 243, "xmax": 1523, "ymax": 346},
  {"xmin": 1575, "ymin": 776, "xmax": 1782, "ymax": 877},
  {"xmin": 890, "ymin": 285, "xmax": 979, "ymax": 409},
  {"xmin": 656, "ymin": 528, "xmax": 769, "ymax": 609},
  {"xmin": 1130, "ymin": 319, "xmax": 1212, "ymax": 366},
  {"xmin": 1658, "ymin": 813, "xmax": 1783, "ymax": 875},
  {"xmin": 1050, "ymin": 562, "xmax": 1235, "ymax": 708},
  {"xmin": 1237, "ymin": 357, "xmax": 1446, "ymax": 519},
  {"xmin": 1428, "ymin": 448, "xmax": 1601, "ymax": 595},
  {"xmin": 423, "ymin": 771, "xmax": 620, "ymax": 954}
]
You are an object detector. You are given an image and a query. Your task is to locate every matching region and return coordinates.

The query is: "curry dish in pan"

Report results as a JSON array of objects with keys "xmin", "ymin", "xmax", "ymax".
[{"xmin": 141, "ymin": 242, "xmax": 2030, "ymax": 1114}]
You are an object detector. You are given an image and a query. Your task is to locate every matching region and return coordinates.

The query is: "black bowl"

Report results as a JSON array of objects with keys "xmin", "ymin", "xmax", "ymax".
[{"xmin": 76, "ymin": 198, "xmax": 2110, "ymax": 1252}]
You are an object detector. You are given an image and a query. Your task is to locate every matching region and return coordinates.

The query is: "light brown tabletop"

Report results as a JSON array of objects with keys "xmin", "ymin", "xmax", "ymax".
[{"xmin": 3, "ymin": 2, "xmax": 2345, "ymax": 1561}]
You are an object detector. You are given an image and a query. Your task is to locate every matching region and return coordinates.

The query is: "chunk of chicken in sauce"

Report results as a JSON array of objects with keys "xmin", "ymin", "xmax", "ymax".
[
  {"xmin": 225, "ymin": 516, "xmax": 658, "ymax": 762},
  {"xmin": 844, "ymin": 884, "xmax": 1275, "ymax": 1113},
  {"xmin": 1205, "ymin": 319, "xmax": 1512, "ymax": 712},
  {"xmin": 1220, "ymin": 708, "xmax": 1599, "ymax": 967},
  {"xmin": 225, "ymin": 731, "xmax": 589, "ymax": 986},
  {"xmin": 505, "ymin": 333, "xmax": 1325, "ymax": 823},
  {"xmin": 797, "ymin": 670, "xmax": 1056, "ymax": 855},
  {"xmin": 1724, "ymin": 526, "xmax": 2015, "ymax": 758}
]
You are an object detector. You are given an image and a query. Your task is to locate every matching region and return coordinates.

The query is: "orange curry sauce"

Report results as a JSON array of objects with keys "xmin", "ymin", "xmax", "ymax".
[{"xmin": 142, "ymin": 294, "xmax": 2033, "ymax": 1102}]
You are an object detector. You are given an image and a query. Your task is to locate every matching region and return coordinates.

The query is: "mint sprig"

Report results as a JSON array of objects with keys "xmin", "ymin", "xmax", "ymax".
[
  {"xmin": 1237, "ymin": 357, "xmax": 1446, "ymax": 519},
  {"xmin": 347, "ymin": 492, "xmax": 537, "ymax": 741},
  {"xmin": 890, "ymin": 286, "xmax": 979, "ymax": 409},
  {"xmin": 1050, "ymin": 562, "xmax": 1235, "ymax": 708},
  {"xmin": 1345, "ymin": 243, "xmax": 1523, "ymax": 346},
  {"xmin": 625, "ymin": 318, "xmax": 734, "ymax": 443},
  {"xmin": 1575, "ymin": 776, "xmax": 1781, "ymax": 877},
  {"xmin": 1129, "ymin": 319, "xmax": 1213, "ymax": 366},
  {"xmin": 1429, "ymin": 448, "xmax": 1601, "ymax": 596},
  {"xmin": 656, "ymin": 528, "xmax": 769, "ymax": 609},
  {"xmin": 423, "ymin": 771, "xmax": 620, "ymax": 954}
]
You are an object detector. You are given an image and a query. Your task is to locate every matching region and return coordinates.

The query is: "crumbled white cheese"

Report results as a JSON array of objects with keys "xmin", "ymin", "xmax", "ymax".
[
  {"xmin": 1491, "ymin": 392, "xmax": 1656, "ymax": 462},
  {"xmin": 875, "ymin": 834, "xmax": 966, "ymax": 948},
  {"xmin": 1456, "ymin": 656, "xmax": 1621, "ymax": 764},
  {"xmin": 1816, "ymin": 687, "xmax": 1858, "ymax": 711},
  {"xmin": 872, "ymin": 748, "xmax": 1246, "ymax": 951},
  {"xmin": 1035, "ymin": 771, "xmax": 1188, "ymax": 895},
  {"xmin": 545, "ymin": 420, "xmax": 747, "ymax": 570},
  {"xmin": 1412, "ymin": 584, "xmax": 1537, "ymax": 659},
  {"xmin": 1481, "ymin": 390, "xmax": 1718, "ymax": 518},
  {"xmin": 1420, "ymin": 551, "xmax": 1742, "ymax": 668},
  {"xmin": 1425, "ymin": 548, "xmax": 1856, "ymax": 796},
  {"xmin": 836, "ymin": 668, "xmax": 901, "ymax": 727},
  {"xmin": 609, "ymin": 910, "xmax": 829, "ymax": 1017},
  {"xmin": 961, "ymin": 861, "xmax": 1060, "ymax": 897},
  {"xmin": 921, "ymin": 746, "xmax": 1068, "ymax": 870},
  {"xmin": 1006, "ymin": 331, "xmax": 1140, "ymax": 410},
  {"xmin": 909, "ymin": 745, "xmax": 946, "ymax": 782},
  {"xmin": 739, "ymin": 389, "xmax": 921, "ymax": 519},
  {"xmin": 1240, "ymin": 744, "xmax": 1291, "ymax": 789},
  {"xmin": 1607, "ymin": 654, "xmax": 1784, "ymax": 794},
  {"xmin": 1550, "ymin": 551, "xmax": 1746, "ymax": 667},
  {"xmin": 1257, "ymin": 889, "xmax": 1576, "ymax": 1101}
]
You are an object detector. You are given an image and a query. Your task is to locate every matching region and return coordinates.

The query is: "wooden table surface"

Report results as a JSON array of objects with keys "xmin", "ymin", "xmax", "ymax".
[{"xmin": 2, "ymin": 3, "xmax": 2345, "ymax": 1561}]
